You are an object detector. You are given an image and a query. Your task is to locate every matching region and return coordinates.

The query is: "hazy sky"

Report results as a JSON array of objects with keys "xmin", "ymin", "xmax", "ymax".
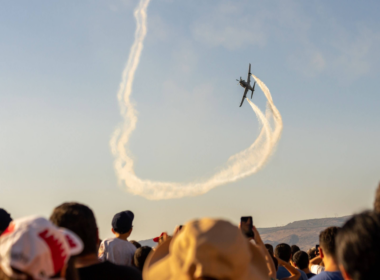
[{"xmin": 1, "ymin": 0, "xmax": 379, "ymax": 241}]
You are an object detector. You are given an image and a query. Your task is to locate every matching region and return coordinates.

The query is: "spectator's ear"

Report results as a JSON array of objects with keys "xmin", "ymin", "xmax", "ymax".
[
  {"xmin": 319, "ymin": 247, "xmax": 324, "ymax": 259},
  {"xmin": 339, "ymin": 264, "xmax": 352, "ymax": 280},
  {"xmin": 111, "ymin": 228, "xmax": 115, "ymax": 234}
]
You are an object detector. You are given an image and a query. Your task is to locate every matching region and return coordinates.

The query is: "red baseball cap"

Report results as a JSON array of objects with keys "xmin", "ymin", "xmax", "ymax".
[{"xmin": 153, "ymin": 232, "xmax": 165, "ymax": 243}]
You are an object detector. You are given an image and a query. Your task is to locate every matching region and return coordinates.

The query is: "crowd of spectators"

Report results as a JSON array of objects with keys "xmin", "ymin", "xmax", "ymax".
[{"xmin": 0, "ymin": 183, "xmax": 380, "ymax": 280}]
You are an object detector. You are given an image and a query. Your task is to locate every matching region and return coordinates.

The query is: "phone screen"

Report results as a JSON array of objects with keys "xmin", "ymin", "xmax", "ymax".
[{"xmin": 241, "ymin": 216, "xmax": 254, "ymax": 238}]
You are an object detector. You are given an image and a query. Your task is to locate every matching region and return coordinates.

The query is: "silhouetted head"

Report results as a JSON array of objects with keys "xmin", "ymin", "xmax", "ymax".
[
  {"xmin": 134, "ymin": 246, "xmax": 152, "ymax": 271},
  {"xmin": 265, "ymin": 243, "xmax": 274, "ymax": 256},
  {"xmin": 337, "ymin": 211, "xmax": 380, "ymax": 280},
  {"xmin": 130, "ymin": 240, "xmax": 141, "ymax": 249},
  {"xmin": 319, "ymin": 226, "xmax": 340, "ymax": 260},
  {"xmin": 50, "ymin": 202, "xmax": 98, "ymax": 256},
  {"xmin": 291, "ymin": 245, "xmax": 300, "ymax": 257},
  {"xmin": 275, "ymin": 243, "xmax": 291, "ymax": 262},
  {"xmin": 0, "ymin": 209, "xmax": 12, "ymax": 235},
  {"xmin": 293, "ymin": 251, "xmax": 309, "ymax": 270}
]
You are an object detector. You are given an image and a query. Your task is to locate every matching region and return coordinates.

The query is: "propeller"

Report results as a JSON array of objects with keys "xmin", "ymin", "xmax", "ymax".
[{"xmin": 251, "ymin": 81, "xmax": 256, "ymax": 99}]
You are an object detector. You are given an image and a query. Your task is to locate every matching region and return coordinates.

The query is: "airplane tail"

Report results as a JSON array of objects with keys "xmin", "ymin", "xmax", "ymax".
[{"xmin": 251, "ymin": 81, "xmax": 256, "ymax": 99}]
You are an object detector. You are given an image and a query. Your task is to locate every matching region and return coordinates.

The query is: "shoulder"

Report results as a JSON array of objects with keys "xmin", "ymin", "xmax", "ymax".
[
  {"xmin": 299, "ymin": 270, "xmax": 308, "ymax": 280},
  {"xmin": 80, "ymin": 262, "xmax": 142, "ymax": 280},
  {"xmin": 104, "ymin": 262, "xmax": 142, "ymax": 279},
  {"xmin": 310, "ymin": 264, "xmax": 325, "ymax": 274},
  {"xmin": 100, "ymin": 237, "xmax": 118, "ymax": 245},
  {"xmin": 312, "ymin": 271, "xmax": 343, "ymax": 280}
]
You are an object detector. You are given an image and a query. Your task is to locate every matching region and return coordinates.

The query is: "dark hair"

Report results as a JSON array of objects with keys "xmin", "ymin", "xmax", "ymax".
[
  {"xmin": 293, "ymin": 251, "xmax": 309, "ymax": 270},
  {"xmin": 130, "ymin": 240, "xmax": 141, "ymax": 249},
  {"xmin": 291, "ymin": 245, "xmax": 300, "ymax": 256},
  {"xmin": 319, "ymin": 226, "xmax": 340, "ymax": 259},
  {"xmin": 134, "ymin": 246, "xmax": 152, "ymax": 271},
  {"xmin": 374, "ymin": 183, "xmax": 380, "ymax": 213},
  {"xmin": 49, "ymin": 202, "xmax": 98, "ymax": 256},
  {"xmin": 271, "ymin": 254, "xmax": 278, "ymax": 271},
  {"xmin": 275, "ymin": 243, "xmax": 291, "ymax": 262},
  {"xmin": 0, "ymin": 268, "xmax": 33, "ymax": 280},
  {"xmin": 307, "ymin": 247, "xmax": 317, "ymax": 260},
  {"xmin": 265, "ymin": 244, "xmax": 274, "ymax": 256},
  {"xmin": 0, "ymin": 209, "xmax": 12, "ymax": 233},
  {"xmin": 337, "ymin": 211, "xmax": 380, "ymax": 280}
]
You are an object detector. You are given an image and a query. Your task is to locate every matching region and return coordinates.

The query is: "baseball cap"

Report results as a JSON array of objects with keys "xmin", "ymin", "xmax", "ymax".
[
  {"xmin": 143, "ymin": 218, "xmax": 269, "ymax": 280},
  {"xmin": 112, "ymin": 210, "xmax": 134, "ymax": 234},
  {"xmin": 0, "ymin": 216, "xmax": 83, "ymax": 280},
  {"xmin": 153, "ymin": 232, "xmax": 165, "ymax": 243}
]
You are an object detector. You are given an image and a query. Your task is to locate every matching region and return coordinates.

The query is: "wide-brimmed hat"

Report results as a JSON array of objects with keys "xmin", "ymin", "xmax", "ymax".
[
  {"xmin": 0, "ymin": 216, "xmax": 83, "ymax": 280},
  {"xmin": 143, "ymin": 218, "xmax": 269, "ymax": 280}
]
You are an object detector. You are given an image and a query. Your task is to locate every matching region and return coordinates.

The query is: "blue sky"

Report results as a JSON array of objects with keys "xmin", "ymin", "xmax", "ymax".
[{"xmin": 1, "ymin": 0, "xmax": 379, "ymax": 240}]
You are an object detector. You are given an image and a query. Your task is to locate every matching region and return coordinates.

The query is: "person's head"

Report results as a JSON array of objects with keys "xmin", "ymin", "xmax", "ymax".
[
  {"xmin": 130, "ymin": 240, "xmax": 141, "ymax": 249},
  {"xmin": 291, "ymin": 245, "xmax": 300, "ymax": 257},
  {"xmin": 374, "ymin": 182, "xmax": 380, "ymax": 213},
  {"xmin": 275, "ymin": 243, "xmax": 291, "ymax": 262},
  {"xmin": 134, "ymin": 246, "xmax": 152, "ymax": 271},
  {"xmin": 319, "ymin": 226, "xmax": 340, "ymax": 260},
  {"xmin": 111, "ymin": 210, "xmax": 134, "ymax": 237},
  {"xmin": 293, "ymin": 251, "xmax": 309, "ymax": 270},
  {"xmin": 265, "ymin": 244, "xmax": 274, "ymax": 256},
  {"xmin": 50, "ymin": 202, "xmax": 98, "ymax": 256},
  {"xmin": 307, "ymin": 247, "xmax": 317, "ymax": 260},
  {"xmin": 143, "ymin": 218, "xmax": 269, "ymax": 280},
  {"xmin": 0, "ymin": 209, "xmax": 12, "ymax": 235},
  {"xmin": 0, "ymin": 216, "xmax": 83, "ymax": 280},
  {"xmin": 336, "ymin": 211, "xmax": 380, "ymax": 280}
]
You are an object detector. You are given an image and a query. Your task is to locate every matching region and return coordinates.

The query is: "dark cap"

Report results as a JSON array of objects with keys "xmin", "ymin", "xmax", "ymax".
[
  {"xmin": 0, "ymin": 208, "xmax": 12, "ymax": 232},
  {"xmin": 112, "ymin": 210, "xmax": 134, "ymax": 234}
]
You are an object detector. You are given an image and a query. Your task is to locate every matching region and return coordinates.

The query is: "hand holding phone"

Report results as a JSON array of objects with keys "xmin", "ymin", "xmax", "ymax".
[{"xmin": 241, "ymin": 216, "xmax": 254, "ymax": 238}]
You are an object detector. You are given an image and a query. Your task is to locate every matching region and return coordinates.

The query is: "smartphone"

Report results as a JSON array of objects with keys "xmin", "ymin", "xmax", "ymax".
[
  {"xmin": 241, "ymin": 216, "xmax": 254, "ymax": 238},
  {"xmin": 316, "ymin": 244, "xmax": 320, "ymax": 254}
]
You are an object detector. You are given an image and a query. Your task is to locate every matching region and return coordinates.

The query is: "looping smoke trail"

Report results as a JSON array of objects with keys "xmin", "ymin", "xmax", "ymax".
[{"xmin": 110, "ymin": 0, "xmax": 283, "ymax": 200}]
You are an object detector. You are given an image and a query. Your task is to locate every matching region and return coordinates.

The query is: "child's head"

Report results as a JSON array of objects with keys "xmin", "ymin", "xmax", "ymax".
[{"xmin": 111, "ymin": 210, "xmax": 134, "ymax": 236}]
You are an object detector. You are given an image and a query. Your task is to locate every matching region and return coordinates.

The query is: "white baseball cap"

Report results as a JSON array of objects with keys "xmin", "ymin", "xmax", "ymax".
[{"xmin": 0, "ymin": 216, "xmax": 83, "ymax": 280}]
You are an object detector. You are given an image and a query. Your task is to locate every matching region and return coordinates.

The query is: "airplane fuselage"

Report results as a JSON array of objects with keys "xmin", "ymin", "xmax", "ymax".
[{"xmin": 239, "ymin": 80, "xmax": 254, "ymax": 91}]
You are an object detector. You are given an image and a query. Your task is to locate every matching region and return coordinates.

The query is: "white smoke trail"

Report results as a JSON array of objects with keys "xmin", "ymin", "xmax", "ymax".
[{"xmin": 110, "ymin": 0, "xmax": 283, "ymax": 200}]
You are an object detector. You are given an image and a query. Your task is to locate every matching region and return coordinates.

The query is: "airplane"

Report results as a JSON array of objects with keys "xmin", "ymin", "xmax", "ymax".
[{"xmin": 236, "ymin": 63, "xmax": 256, "ymax": 107}]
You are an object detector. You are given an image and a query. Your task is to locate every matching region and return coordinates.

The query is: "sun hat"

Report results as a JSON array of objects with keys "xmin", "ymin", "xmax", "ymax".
[
  {"xmin": 0, "ymin": 216, "xmax": 83, "ymax": 280},
  {"xmin": 112, "ymin": 210, "xmax": 134, "ymax": 233},
  {"xmin": 143, "ymin": 218, "xmax": 269, "ymax": 280}
]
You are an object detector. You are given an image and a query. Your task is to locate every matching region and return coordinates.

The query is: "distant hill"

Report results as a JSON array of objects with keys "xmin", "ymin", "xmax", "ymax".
[
  {"xmin": 138, "ymin": 216, "xmax": 350, "ymax": 251},
  {"xmin": 139, "ymin": 238, "xmax": 156, "ymax": 248},
  {"xmin": 258, "ymin": 216, "xmax": 350, "ymax": 250}
]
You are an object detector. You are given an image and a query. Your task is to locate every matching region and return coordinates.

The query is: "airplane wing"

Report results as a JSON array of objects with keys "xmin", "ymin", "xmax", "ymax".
[
  {"xmin": 246, "ymin": 63, "xmax": 251, "ymax": 85},
  {"xmin": 239, "ymin": 87, "xmax": 249, "ymax": 107}
]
